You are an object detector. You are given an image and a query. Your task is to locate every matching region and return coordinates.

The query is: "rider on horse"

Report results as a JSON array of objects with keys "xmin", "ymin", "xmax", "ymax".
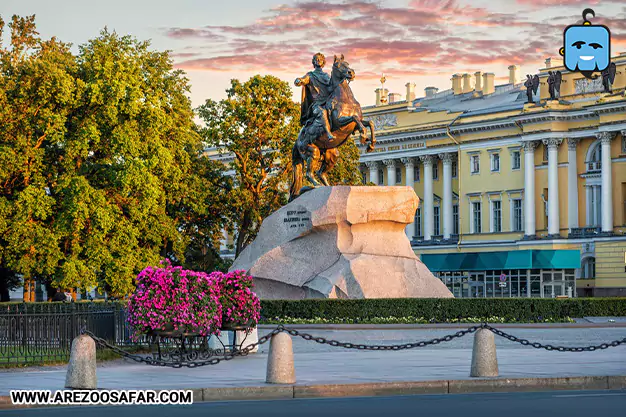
[{"xmin": 294, "ymin": 53, "xmax": 335, "ymax": 140}]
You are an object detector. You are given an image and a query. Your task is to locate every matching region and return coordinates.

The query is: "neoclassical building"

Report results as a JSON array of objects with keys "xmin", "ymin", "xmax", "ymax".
[{"xmin": 360, "ymin": 55, "xmax": 626, "ymax": 297}]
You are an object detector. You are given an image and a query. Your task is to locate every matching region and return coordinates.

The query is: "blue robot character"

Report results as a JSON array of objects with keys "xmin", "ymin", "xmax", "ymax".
[{"xmin": 560, "ymin": 9, "xmax": 611, "ymax": 79}]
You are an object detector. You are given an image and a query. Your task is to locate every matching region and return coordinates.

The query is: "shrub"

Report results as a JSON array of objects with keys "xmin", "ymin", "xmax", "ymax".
[
  {"xmin": 259, "ymin": 298, "xmax": 626, "ymax": 322},
  {"xmin": 126, "ymin": 260, "xmax": 222, "ymax": 338}
]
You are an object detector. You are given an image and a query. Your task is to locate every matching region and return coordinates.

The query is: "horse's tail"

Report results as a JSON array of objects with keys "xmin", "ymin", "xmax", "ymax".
[{"xmin": 289, "ymin": 143, "xmax": 303, "ymax": 202}]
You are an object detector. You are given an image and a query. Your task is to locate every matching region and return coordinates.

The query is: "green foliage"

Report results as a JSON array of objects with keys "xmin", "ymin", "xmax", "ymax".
[
  {"xmin": 197, "ymin": 75, "xmax": 300, "ymax": 256},
  {"xmin": 0, "ymin": 15, "xmax": 230, "ymax": 297},
  {"xmin": 260, "ymin": 298, "xmax": 626, "ymax": 321}
]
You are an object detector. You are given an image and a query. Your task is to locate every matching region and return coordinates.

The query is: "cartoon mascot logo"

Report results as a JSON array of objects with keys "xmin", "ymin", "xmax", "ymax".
[{"xmin": 560, "ymin": 8, "xmax": 611, "ymax": 79}]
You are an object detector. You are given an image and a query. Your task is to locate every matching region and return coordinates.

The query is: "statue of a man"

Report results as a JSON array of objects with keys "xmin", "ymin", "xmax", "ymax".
[{"xmin": 295, "ymin": 53, "xmax": 334, "ymax": 140}]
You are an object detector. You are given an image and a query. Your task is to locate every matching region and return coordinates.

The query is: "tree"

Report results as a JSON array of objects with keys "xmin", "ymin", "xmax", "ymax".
[
  {"xmin": 0, "ymin": 15, "xmax": 231, "ymax": 298},
  {"xmin": 198, "ymin": 75, "xmax": 300, "ymax": 257},
  {"xmin": 0, "ymin": 15, "xmax": 76, "ymax": 300}
]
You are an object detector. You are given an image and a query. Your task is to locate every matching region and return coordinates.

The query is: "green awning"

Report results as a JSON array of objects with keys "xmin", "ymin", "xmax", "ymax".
[{"xmin": 421, "ymin": 249, "xmax": 580, "ymax": 272}]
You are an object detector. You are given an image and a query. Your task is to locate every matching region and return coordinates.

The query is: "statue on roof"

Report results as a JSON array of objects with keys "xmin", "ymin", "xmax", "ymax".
[
  {"xmin": 547, "ymin": 71, "xmax": 562, "ymax": 101},
  {"xmin": 601, "ymin": 62, "xmax": 617, "ymax": 93},
  {"xmin": 524, "ymin": 74, "xmax": 539, "ymax": 104}
]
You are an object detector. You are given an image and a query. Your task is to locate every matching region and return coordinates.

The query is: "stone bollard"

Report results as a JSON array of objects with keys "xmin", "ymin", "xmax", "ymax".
[
  {"xmin": 65, "ymin": 334, "xmax": 97, "ymax": 389},
  {"xmin": 266, "ymin": 332, "xmax": 296, "ymax": 384},
  {"xmin": 470, "ymin": 328, "xmax": 499, "ymax": 377},
  {"xmin": 236, "ymin": 328, "xmax": 259, "ymax": 353}
]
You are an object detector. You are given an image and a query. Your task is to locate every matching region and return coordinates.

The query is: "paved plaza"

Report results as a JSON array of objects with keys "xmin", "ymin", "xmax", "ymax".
[{"xmin": 1, "ymin": 327, "xmax": 624, "ymax": 394}]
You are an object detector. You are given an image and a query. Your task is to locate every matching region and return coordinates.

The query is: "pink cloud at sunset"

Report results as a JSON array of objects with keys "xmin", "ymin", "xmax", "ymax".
[{"xmin": 161, "ymin": 0, "xmax": 624, "ymax": 105}]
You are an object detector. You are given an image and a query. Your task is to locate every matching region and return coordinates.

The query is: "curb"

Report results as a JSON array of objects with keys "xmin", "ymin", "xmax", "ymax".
[
  {"xmin": 258, "ymin": 323, "xmax": 626, "ymax": 330},
  {"xmin": 2, "ymin": 375, "xmax": 625, "ymax": 408}
]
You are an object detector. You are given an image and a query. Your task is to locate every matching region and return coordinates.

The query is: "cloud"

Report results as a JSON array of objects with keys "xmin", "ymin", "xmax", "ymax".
[
  {"xmin": 167, "ymin": 0, "xmax": 626, "ymax": 99},
  {"xmin": 515, "ymin": 0, "xmax": 601, "ymax": 5}
]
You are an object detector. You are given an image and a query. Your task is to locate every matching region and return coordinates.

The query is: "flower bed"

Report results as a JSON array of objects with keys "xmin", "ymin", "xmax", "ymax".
[
  {"xmin": 214, "ymin": 270, "xmax": 261, "ymax": 329},
  {"xmin": 126, "ymin": 261, "xmax": 260, "ymax": 339}
]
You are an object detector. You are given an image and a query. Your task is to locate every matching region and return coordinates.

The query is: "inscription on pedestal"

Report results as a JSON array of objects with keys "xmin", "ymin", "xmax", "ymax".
[{"xmin": 283, "ymin": 210, "xmax": 310, "ymax": 229}]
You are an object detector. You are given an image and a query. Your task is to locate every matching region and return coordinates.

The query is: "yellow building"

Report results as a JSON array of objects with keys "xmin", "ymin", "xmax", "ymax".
[{"xmin": 360, "ymin": 56, "xmax": 626, "ymax": 298}]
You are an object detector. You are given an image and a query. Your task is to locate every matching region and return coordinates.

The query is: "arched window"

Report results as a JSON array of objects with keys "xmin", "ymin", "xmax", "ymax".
[
  {"xmin": 586, "ymin": 143, "xmax": 601, "ymax": 172},
  {"xmin": 581, "ymin": 257, "xmax": 596, "ymax": 279}
]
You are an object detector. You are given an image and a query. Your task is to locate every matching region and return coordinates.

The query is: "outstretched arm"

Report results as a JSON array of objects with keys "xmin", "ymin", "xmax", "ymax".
[{"xmin": 295, "ymin": 74, "xmax": 310, "ymax": 87}]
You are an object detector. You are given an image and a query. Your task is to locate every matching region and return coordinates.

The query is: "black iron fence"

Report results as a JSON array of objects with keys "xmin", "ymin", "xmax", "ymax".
[{"xmin": 0, "ymin": 303, "xmax": 141, "ymax": 365}]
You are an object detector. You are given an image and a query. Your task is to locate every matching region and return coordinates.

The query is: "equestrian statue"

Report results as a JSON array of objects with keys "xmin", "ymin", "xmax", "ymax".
[{"xmin": 289, "ymin": 53, "xmax": 376, "ymax": 202}]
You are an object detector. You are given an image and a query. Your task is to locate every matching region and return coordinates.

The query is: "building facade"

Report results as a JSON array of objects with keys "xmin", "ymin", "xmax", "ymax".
[{"xmin": 360, "ymin": 56, "xmax": 626, "ymax": 297}]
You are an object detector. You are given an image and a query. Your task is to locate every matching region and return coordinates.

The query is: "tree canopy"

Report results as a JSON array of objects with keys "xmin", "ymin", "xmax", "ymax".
[{"xmin": 0, "ymin": 15, "xmax": 230, "ymax": 299}]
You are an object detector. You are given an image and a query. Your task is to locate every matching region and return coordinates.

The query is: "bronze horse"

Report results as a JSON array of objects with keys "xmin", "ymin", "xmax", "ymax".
[{"xmin": 289, "ymin": 55, "xmax": 376, "ymax": 201}]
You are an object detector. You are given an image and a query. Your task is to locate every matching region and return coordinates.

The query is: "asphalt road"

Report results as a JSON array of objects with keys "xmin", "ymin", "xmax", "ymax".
[{"xmin": 5, "ymin": 390, "xmax": 626, "ymax": 417}]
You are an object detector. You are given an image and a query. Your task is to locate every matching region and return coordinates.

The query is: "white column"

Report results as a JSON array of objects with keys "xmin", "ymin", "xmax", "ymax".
[
  {"xmin": 598, "ymin": 132, "xmax": 615, "ymax": 233},
  {"xmin": 522, "ymin": 141, "xmax": 538, "ymax": 237},
  {"xmin": 401, "ymin": 157, "xmax": 416, "ymax": 238},
  {"xmin": 585, "ymin": 185, "xmax": 592, "ymax": 226},
  {"xmin": 383, "ymin": 159, "xmax": 396, "ymax": 186},
  {"xmin": 566, "ymin": 138, "xmax": 579, "ymax": 230},
  {"xmin": 366, "ymin": 161, "xmax": 379, "ymax": 185},
  {"xmin": 439, "ymin": 153, "xmax": 454, "ymax": 239},
  {"xmin": 543, "ymin": 138, "xmax": 562, "ymax": 236},
  {"xmin": 420, "ymin": 155, "xmax": 435, "ymax": 240}
]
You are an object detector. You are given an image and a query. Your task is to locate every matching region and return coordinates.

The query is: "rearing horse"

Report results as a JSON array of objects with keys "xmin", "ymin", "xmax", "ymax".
[{"xmin": 290, "ymin": 55, "xmax": 376, "ymax": 202}]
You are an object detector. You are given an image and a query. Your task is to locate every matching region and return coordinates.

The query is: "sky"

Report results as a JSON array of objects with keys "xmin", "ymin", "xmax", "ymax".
[{"xmin": 1, "ymin": 0, "xmax": 625, "ymax": 107}]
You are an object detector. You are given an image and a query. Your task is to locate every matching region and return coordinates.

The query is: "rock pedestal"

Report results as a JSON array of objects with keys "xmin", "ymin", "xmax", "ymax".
[
  {"xmin": 470, "ymin": 329, "xmax": 499, "ymax": 377},
  {"xmin": 230, "ymin": 186, "xmax": 452, "ymax": 299},
  {"xmin": 65, "ymin": 334, "xmax": 97, "ymax": 389}
]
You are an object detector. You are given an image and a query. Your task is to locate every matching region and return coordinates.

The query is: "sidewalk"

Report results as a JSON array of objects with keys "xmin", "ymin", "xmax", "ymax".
[{"xmin": 0, "ymin": 326, "xmax": 624, "ymax": 397}]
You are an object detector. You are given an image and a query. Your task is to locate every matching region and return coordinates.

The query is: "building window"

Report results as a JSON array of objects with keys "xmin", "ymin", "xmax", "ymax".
[
  {"xmin": 414, "ymin": 165, "xmax": 420, "ymax": 182},
  {"xmin": 378, "ymin": 169, "xmax": 384, "ymax": 185},
  {"xmin": 491, "ymin": 153, "xmax": 500, "ymax": 172},
  {"xmin": 452, "ymin": 161, "xmax": 457, "ymax": 178},
  {"xmin": 362, "ymin": 172, "xmax": 366, "ymax": 184},
  {"xmin": 395, "ymin": 167, "xmax": 402, "ymax": 184},
  {"xmin": 472, "ymin": 201, "xmax": 482, "ymax": 233},
  {"xmin": 433, "ymin": 162, "xmax": 439, "ymax": 180},
  {"xmin": 471, "ymin": 155, "xmax": 480, "ymax": 174},
  {"xmin": 586, "ymin": 143, "xmax": 602, "ymax": 172},
  {"xmin": 434, "ymin": 206, "xmax": 440, "ymax": 236},
  {"xmin": 512, "ymin": 199, "xmax": 523, "ymax": 232},
  {"xmin": 512, "ymin": 151, "xmax": 521, "ymax": 170},
  {"xmin": 492, "ymin": 200, "xmax": 502, "ymax": 232},
  {"xmin": 581, "ymin": 257, "xmax": 596, "ymax": 279},
  {"xmin": 414, "ymin": 208, "xmax": 422, "ymax": 237},
  {"xmin": 453, "ymin": 204, "xmax": 459, "ymax": 235}
]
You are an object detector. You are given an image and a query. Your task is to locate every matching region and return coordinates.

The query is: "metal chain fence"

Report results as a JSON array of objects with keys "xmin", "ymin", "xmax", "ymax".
[{"xmin": 83, "ymin": 323, "xmax": 626, "ymax": 369}]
